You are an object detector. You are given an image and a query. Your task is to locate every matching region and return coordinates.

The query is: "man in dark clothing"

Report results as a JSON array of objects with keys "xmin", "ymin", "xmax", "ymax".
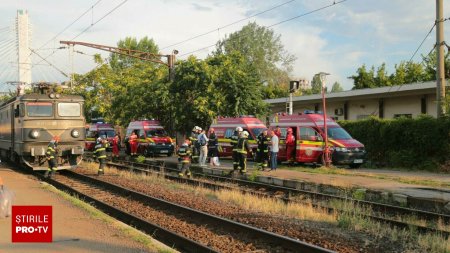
[
  {"xmin": 231, "ymin": 126, "xmax": 243, "ymax": 172},
  {"xmin": 236, "ymin": 131, "xmax": 252, "ymax": 174},
  {"xmin": 177, "ymin": 139, "xmax": 192, "ymax": 178},
  {"xmin": 189, "ymin": 126, "xmax": 201, "ymax": 163},
  {"xmin": 256, "ymin": 129, "xmax": 270, "ymax": 170},
  {"xmin": 94, "ymin": 138, "xmax": 108, "ymax": 175},
  {"xmin": 45, "ymin": 136, "xmax": 60, "ymax": 178}
]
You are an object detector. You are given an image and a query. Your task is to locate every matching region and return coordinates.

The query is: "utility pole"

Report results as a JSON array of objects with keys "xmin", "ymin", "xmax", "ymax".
[{"xmin": 436, "ymin": 0, "xmax": 446, "ymax": 117}]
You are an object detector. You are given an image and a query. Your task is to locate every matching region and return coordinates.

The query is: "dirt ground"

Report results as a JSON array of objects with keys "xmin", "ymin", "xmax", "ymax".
[{"xmin": 0, "ymin": 167, "xmax": 172, "ymax": 253}]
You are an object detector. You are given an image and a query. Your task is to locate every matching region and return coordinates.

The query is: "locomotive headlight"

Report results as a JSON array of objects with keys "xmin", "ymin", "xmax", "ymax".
[
  {"xmin": 55, "ymin": 93, "xmax": 61, "ymax": 98},
  {"xmin": 30, "ymin": 129, "xmax": 40, "ymax": 139},
  {"xmin": 49, "ymin": 93, "xmax": 56, "ymax": 99},
  {"xmin": 71, "ymin": 129, "xmax": 80, "ymax": 138}
]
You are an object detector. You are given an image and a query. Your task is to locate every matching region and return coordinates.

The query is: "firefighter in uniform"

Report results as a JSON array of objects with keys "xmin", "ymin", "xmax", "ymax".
[
  {"xmin": 231, "ymin": 126, "xmax": 243, "ymax": 172},
  {"xmin": 286, "ymin": 127, "xmax": 296, "ymax": 165},
  {"xmin": 256, "ymin": 129, "xmax": 270, "ymax": 170},
  {"xmin": 177, "ymin": 139, "xmax": 192, "ymax": 178},
  {"xmin": 237, "ymin": 131, "xmax": 252, "ymax": 174},
  {"xmin": 189, "ymin": 126, "xmax": 201, "ymax": 163},
  {"xmin": 45, "ymin": 136, "xmax": 60, "ymax": 178},
  {"xmin": 94, "ymin": 137, "xmax": 108, "ymax": 175}
]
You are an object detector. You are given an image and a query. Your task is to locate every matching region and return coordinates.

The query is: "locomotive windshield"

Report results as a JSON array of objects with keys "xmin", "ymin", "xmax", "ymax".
[
  {"xmin": 58, "ymin": 102, "xmax": 81, "ymax": 117},
  {"xmin": 26, "ymin": 102, "xmax": 53, "ymax": 117}
]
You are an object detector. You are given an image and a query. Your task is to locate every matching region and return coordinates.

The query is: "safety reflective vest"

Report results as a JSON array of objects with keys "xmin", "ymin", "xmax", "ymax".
[
  {"xmin": 46, "ymin": 142, "xmax": 57, "ymax": 159},
  {"xmin": 237, "ymin": 137, "xmax": 250, "ymax": 154}
]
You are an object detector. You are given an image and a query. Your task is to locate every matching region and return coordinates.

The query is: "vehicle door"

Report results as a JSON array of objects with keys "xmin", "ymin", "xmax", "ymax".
[
  {"xmin": 298, "ymin": 126, "xmax": 323, "ymax": 163},
  {"xmin": 222, "ymin": 128, "xmax": 234, "ymax": 156},
  {"xmin": 277, "ymin": 127, "xmax": 288, "ymax": 161}
]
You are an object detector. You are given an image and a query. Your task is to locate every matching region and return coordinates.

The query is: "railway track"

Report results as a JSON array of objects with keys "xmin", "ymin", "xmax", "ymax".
[
  {"xmin": 104, "ymin": 158, "xmax": 450, "ymax": 238},
  {"xmin": 37, "ymin": 169, "xmax": 334, "ymax": 253}
]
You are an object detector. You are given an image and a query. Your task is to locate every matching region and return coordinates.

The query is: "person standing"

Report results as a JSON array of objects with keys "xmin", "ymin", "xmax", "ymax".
[
  {"xmin": 45, "ymin": 136, "xmax": 60, "ymax": 178},
  {"xmin": 208, "ymin": 128, "xmax": 220, "ymax": 166},
  {"xmin": 94, "ymin": 138, "xmax": 108, "ymax": 175},
  {"xmin": 198, "ymin": 129, "xmax": 209, "ymax": 167},
  {"xmin": 177, "ymin": 139, "xmax": 192, "ymax": 178},
  {"xmin": 189, "ymin": 126, "xmax": 201, "ymax": 163},
  {"xmin": 231, "ymin": 126, "xmax": 243, "ymax": 172},
  {"xmin": 236, "ymin": 131, "xmax": 252, "ymax": 174},
  {"xmin": 286, "ymin": 127, "xmax": 296, "ymax": 165},
  {"xmin": 270, "ymin": 130, "xmax": 279, "ymax": 171},
  {"xmin": 256, "ymin": 129, "xmax": 270, "ymax": 170},
  {"xmin": 274, "ymin": 126, "xmax": 282, "ymax": 138},
  {"xmin": 112, "ymin": 134, "xmax": 120, "ymax": 160},
  {"xmin": 129, "ymin": 131, "xmax": 138, "ymax": 156}
]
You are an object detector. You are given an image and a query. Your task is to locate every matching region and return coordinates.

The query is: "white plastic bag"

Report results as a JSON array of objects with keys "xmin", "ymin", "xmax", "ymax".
[{"xmin": 0, "ymin": 186, "xmax": 14, "ymax": 218}]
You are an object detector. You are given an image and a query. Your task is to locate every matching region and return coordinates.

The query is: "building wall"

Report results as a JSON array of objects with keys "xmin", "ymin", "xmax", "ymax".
[
  {"xmin": 384, "ymin": 95, "xmax": 421, "ymax": 118},
  {"xmin": 426, "ymin": 94, "xmax": 438, "ymax": 118},
  {"xmin": 347, "ymin": 99, "xmax": 379, "ymax": 120}
]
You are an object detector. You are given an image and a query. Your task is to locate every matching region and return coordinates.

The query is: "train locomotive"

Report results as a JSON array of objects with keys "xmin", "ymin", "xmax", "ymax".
[{"xmin": 0, "ymin": 83, "xmax": 85, "ymax": 170}]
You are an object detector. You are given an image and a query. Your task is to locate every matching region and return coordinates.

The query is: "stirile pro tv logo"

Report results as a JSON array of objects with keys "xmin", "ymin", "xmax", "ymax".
[{"xmin": 12, "ymin": 206, "xmax": 52, "ymax": 242}]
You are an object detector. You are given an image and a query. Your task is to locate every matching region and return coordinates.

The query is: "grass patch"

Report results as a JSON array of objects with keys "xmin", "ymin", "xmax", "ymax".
[
  {"xmin": 40, "ymin": 182, "xmax": 176, "ymax": 253},
  {"xmin": 282, "ymin": 166, "xmax": 450, "ymax": 188}
]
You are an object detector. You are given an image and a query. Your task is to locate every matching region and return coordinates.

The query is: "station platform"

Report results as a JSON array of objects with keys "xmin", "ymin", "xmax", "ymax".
[
  {"xmin": 0, "ymin": 166, "xmax": 171, "ymax": 253},
  {"xmin": 153, "ymin": 156, "xmax": 450, "ymax": 214}
]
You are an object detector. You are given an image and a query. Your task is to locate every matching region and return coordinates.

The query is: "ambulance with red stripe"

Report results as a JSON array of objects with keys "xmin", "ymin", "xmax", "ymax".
[
  {"xmin": 272, "ymin": 112, "xmax": 366, "ymax": 168},
  {"xmin": 124, "ymin": 120, "xmax": 174, "ymax": 156},
  {"xmin": 209, "ymin": 116, "xmax": 267, "ymax": 158},
  {"xmin": 85, "ymin": 123, "xmax": 115, "ymax": 151}
]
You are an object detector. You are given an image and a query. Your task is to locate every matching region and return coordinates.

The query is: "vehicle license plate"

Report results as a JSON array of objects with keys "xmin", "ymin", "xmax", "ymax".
[
  {"xmin": 160, "ymin": 150, "xmax": 168, "ymax": 153},
  {"xmin": 353, "ymin": 159, "xmax": 363, "ymax": 164}
]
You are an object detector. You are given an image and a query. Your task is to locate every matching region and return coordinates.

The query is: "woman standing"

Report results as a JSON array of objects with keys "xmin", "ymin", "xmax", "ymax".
[
  {"xmin": 112, "ymin": 134, "xmax": 120, "ymax": 159},
  {"xmin": 208, "ymin": 128, "xmax": 220, "ymax": 166}
]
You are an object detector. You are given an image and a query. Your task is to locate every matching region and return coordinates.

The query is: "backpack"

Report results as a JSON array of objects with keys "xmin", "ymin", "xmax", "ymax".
[{"xmin": 199, "ymin": 134, "xmax": 207, "ymax": 146}]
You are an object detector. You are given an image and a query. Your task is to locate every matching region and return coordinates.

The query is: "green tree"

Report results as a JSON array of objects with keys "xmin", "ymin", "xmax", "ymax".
[
  {"xmin": 349, "ymin": 65, "xmax": 376, "ymax": 89},
  {"xmin": 110, "ymin": 36, "xmax": 159, "ymax": 70},
  {"xmin": 375, "ymin": 63, "xmax": 391, "ymax": 87},
  {"xmin": 310, "ymin": 74, "xmax": 323, "ymax": 94},
  {"xmin": 215, "ymin": 22, "xmax": 295, "ymax": 96},
  {"xmin": 330, "ymin": 81, "xmax": 344, "ymax": 93}
]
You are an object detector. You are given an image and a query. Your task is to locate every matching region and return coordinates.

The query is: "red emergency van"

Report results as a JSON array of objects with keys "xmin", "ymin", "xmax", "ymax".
[
  {"xmin": 271, "ymin": 112, "xmax": 366, "ymax": 168},
  {"xmin": 209, "ymin": 116, "xmax": 267, "ymax": 158},
  {"xmin": 125, "ymin": 120, "xmax": 174, "ymax": 156},
  {"xmin": 85, "ymin": 123, "xmax": 116, "ymax": 151}
]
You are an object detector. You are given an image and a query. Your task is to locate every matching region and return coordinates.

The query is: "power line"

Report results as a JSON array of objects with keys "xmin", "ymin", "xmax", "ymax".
[
  {"xmin": 27, "ymin": 0, "xmax": 128, "ymax": 78},
  {"xmin": 71, "ymin": 0, "xmax": 129, "ymax": 40},
  {"xmin": 160, "ymin": 0, "xmax": 296, "ymax": 50},
  {"xmin": 408, "ymin": 22, "xmax": 436, "ymax": 62},
  {"xmin": 180, "ymin": 0, "xmax": 348, "ymax": 57},
  {"xmin": 38, "ymin": 0, "xmax": 103, "ymax": 49}
]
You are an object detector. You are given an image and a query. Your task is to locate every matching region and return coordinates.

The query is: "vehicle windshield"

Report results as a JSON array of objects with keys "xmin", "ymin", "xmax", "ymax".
[
  {"xmin": 58, "ymin": 102, "xmax": 81, "ymax": 117},
  {"xmin": 146, "ymin": 129, "xmax": 167, "ymax": 137},
  {"xmin": 99, "ymin": 130, "xmax": 115, "ymax": 138},
  {"xmin": 250, "ymin": 128, "xmax": 266, "ymax": 139},
  {"xmin": 26, "ymin": 102, "xmax": 53, "ymax": 117},
  {"xmin": 321, "ymin": 127, "xmax": 353, "ymax": 140}
]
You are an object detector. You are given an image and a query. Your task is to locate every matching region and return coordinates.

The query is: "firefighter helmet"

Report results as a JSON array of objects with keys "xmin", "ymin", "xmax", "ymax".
[
  {"xmin": 241, "ymin": 131, "xmax": 249, "ymax": 138},
  {"xmin": 236, "ymin": 126, "xmax": 243, "ymax": 132}
]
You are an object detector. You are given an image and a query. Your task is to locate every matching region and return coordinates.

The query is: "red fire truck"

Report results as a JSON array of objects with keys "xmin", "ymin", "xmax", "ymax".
[
  {"xmin": 271, "ymin": 112, "xmax": 366, "ymax": 168},
  {"xmin": 124, "ymin": 120, "xmax": 174, "ymax": 156},
  {"xmin": 85, "ymin": 123, "xmax": 116, "ymax": 151},
  {"xmin": 209, "ymin": 116, "xmax": 268, "ymax": 158}
]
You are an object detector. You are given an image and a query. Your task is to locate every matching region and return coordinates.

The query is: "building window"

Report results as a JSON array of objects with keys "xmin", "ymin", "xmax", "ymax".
[
  {"xmin": 356, "ymin": 115, "xmax": 370, "ymax": 120},
  {"xmin": 394, "ymin": 114, "xmax": 412, "ymax": 119}
]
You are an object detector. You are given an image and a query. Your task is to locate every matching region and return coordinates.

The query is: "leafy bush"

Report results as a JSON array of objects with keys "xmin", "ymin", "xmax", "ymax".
[{"xmin": 339, "ymin": 116, "xmax": 450, "ymax": 170}]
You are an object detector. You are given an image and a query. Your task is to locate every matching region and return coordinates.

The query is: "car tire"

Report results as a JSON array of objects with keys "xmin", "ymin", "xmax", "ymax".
[
  {"xmin": 349, "ymin": 163, "xmax": 362, "ymax": 169},
  {"xmin": 167, "ymin": 152, "xmax": 173, "ymax": 157},
  {"xmin": 143, "ymin": 147, "xmax": 150, "ymax": 157}
]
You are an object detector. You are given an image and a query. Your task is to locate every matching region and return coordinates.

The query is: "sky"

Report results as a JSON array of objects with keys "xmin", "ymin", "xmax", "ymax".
[{"xmin": 0, "ymin": 0, "xmax": 449, "ymax": 92}]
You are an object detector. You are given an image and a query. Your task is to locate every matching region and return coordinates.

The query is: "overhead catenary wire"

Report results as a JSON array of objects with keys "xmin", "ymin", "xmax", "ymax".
[
  {"xmin": 71, "ymin": 0, "xmax": 129, "ymax": 40},
  {"xmin": 38, "ymin": 0, "xmax": 103, "ymax": 49},
  {"xmin": 160, "ymin": 0, "xmax": 296, "ymax": 50},
  {"xmin": 179, "ymin": 0, "xmax": 348, "ymax": 57}
]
